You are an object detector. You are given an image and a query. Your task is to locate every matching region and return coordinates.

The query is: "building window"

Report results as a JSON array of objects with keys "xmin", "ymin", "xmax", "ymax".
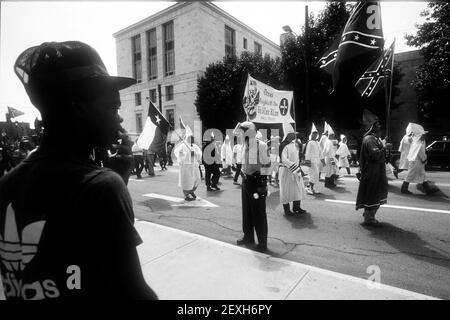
[
  {"xmin": 165, "ymin": 85, "xmax": 174, "ymax": 101},
  {"xmin": 136, "ymin": 113, "xmax": 143, "ymax": 134},
  {"xmin": 254, "ymin": 42, "xmax": 262, "ymax": 56},
  {"xmin": 163, "ymin": 21, "xmax": 175, "ymax": 77},
  {"xmin": 149, "ymin": 89, "xmax": 157, "ymax": 103},
  {"xmin": 131, "ymin": 35, "xmax": 142, "ymax": 83},
  {"xmin": 225, "ymin": 25, "xmax": 236, "ymax": 58},
  {"xmin": 243, "ymin": 37, "xmax": 247, "ymax": 49},
  {"xmin": 166, "ymin": 109, "xmax": 175, "ymax": 129},
  {"xmin": 146, "ymin": 28, "xmax": 157, "ymax": 80},
  {"xmin": 135, "ymin": 92, "xmax": 141, "ymax": 106}
]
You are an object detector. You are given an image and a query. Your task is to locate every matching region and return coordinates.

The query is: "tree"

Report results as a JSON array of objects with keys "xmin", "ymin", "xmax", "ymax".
[
  {"xmin": 405, "ymin": 3, "xmax": 450, "ymax": 123},
  {"xmin": 280, "ymin": 2, "xmax": 352, "ymax": 129},
  {"xmin": 195, "ymin": 52, "xmax": 283, "ymax": 133}
]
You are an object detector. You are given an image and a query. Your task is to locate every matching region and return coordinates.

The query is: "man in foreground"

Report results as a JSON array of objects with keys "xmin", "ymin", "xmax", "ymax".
[{"xmin": 0, "ymin": 41, "xmax": 157, "ymax": 299}]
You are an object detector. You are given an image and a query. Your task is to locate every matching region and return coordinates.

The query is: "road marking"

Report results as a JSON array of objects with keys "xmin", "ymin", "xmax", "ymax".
[
  {"xmin": 129, "ymin": 178, "xmax": 144, "ymax": 182},
  {"xmin": 324, "ymin": 199, "xmax": 450, "ymax": 215},
  {"xmin": 143, "ymin": 193, "xmax": 218, "ymax": 208},
  {"xmin": 338, "ymin": 176, "xmax": 450, "ymax": 187}
]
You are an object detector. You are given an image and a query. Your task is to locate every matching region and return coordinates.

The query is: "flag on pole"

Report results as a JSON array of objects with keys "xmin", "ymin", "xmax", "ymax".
[
  {"xmin": 318, "ymin": 2, "xmax": 384, "ymax": 92},
  {"xmin": 137, "ymin": 101, "xmax": 170, "ymax": 155},
  {"xmin": 355, "ymin": 40, "xmax": 395, "ymax": 98},
  {"xmin": 7, "ymin": 106, "xmax": 25, "ymax": 118},
  {"xmin": 318, "ymin": 31, "xmax": 342, "ymax": 75},
  {"xmin": 179, "ymin": 116, "xmax": 193, "ymax": 138}
]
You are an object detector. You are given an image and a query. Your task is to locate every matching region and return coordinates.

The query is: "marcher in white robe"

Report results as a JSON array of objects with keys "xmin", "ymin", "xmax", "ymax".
[
  {"xmin": 322, "ymin": 126, "xmax": 339, "ymax": 187},
  {"xmin": 221, "ymin": 135, "xmax": 233, "ymax": 176},
  {"xmin": 304, "ymin": 124, "xmax": 325, "ymax": 194},
  {"xmin": 318, "ymin": 129, "xmax": 328, "ymax": 177},
  {"xmin": 279, "ymin": 132, "xmax": 306, "ymax": 216},
  {"xmin": 395, "ymin": 130, "xmax": 413, "ymax": 178},
  {"xmin": 401, "ymin": 124, "xmax": 438, "ymax": 195},
  {"xmin": 175, "ymin": 135, "xmax": 202, "ymax": 201},
  {"xmin": 336, "ymin": 134, "xmax": 351, "ymax": 175}
]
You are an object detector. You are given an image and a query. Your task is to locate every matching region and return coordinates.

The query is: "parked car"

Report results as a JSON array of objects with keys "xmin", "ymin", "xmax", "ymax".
[{"xmin": 425, "ymin": 140, "xmax": 450, "ymax": 170}]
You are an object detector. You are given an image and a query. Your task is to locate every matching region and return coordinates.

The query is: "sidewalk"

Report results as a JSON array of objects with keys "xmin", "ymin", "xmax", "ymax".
[
  {"xmin": 0, "ymin": 219, "xmax": 439, "ymax": 300},
  {"xmin": 135, "ymin": 220, "xmax": 438, "ymax": 300}
]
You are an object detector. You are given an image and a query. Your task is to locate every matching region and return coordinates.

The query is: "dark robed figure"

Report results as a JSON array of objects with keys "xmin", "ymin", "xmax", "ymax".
[{"xmin": 356, "ymin": 110, "xmax": 388, "ymax": 226}]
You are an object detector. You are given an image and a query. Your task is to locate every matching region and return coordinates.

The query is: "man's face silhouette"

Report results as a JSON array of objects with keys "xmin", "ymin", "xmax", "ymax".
[{"xmin": 79, "ymin": 80, "xmax": 123, "ymax": 148}]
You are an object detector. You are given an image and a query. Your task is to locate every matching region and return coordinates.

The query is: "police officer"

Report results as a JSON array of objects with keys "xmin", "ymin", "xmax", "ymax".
[{"xmin": 236, "ymin": 122, "xmax": 271, "ymax": 252}]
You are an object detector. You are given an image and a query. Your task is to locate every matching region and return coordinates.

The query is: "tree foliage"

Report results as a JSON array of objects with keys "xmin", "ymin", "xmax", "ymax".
[
  {"xmin": 280, "ymin": 2, "xmax": 352, "ymax": 128},
  {"xmin": 195, "ymin": 52, "xmax": 283, "ymax": 132},
  {"xmin": 405, "ymin": 3, "xmax": 450, "ymax": 121}
]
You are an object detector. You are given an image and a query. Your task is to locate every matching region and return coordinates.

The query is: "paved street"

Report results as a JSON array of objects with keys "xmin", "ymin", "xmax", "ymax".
[{"xmin": 128, "ymin": 164, "xmax": 450, "ymax": 299}]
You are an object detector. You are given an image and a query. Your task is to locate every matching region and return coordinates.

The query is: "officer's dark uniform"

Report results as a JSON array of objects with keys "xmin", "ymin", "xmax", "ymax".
[{"xmin": 238, "ymin": 126, "xmax": 271, "ymax": 251}]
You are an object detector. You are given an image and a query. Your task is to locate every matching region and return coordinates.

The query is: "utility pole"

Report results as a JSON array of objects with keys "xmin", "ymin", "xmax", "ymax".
[
  {"xmin": 304, "ymin": 5, "xmax": 310, "ymax": 126},
  {"xmin": 157, "ymin": 84, "xmax": 162, "ymax": 112}
]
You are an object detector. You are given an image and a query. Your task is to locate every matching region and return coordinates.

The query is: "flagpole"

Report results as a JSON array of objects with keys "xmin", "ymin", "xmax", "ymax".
[{"xmin": 383, "ymin": 40, "xmax": 395, "ymax": 142}]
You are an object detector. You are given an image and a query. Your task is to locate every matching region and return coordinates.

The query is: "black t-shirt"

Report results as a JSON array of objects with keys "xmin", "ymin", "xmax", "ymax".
[{"xmin": 0, "ymin": 148, "xmax": 157, "ymax": 299}]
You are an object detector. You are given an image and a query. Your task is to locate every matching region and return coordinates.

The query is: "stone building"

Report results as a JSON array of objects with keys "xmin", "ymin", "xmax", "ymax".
[
  {"xmin": 113, "ymin": 1, "xmax": 280, "ymax": 140},
  {"xmin": 390, "ymin": 49, "xmax": 423, "ymax": 144}
]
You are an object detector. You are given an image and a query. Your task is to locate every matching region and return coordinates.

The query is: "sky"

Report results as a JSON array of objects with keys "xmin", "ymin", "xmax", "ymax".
[{"xmin": 0, "ymin": 1, "xmax": 429, "ymax": 128}]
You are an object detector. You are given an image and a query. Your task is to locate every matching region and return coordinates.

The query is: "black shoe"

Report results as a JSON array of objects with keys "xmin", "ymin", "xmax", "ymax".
[
  {"xmin": 294, "ymin": 208, "xmax": 306, "ymax": 214},
  {"xmin": 237, "ymin": 238, "xmax": 255, "ymax": 246},
  {"xmin": 211, "ymin": 185, "xmax": 221, "ymax": 191},
  {"xmin": 255, "ymin": 244, "xmax": 268, "ymax": 253},
  {"xmin": 207, "ymin": 186, "xmax": 214, "ymax": 191},
  {"xmin": 191, "ymin": 193, "xmax": 197, "ymax": 199},
  {"xmin": 284, "ymin": 210, "xmax": 295, "ymax": 217},
  {"xmin": 185, "ymin": 196, "xmax": 195, "ymax": 201}
]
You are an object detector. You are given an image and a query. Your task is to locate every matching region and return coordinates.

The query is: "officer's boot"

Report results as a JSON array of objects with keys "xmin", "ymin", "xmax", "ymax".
[
  {"xmin": 401, "ymin": 181, "xmax": 412, "ymax": 194},
  {"xmin": 283, "ymin": 204, "xmax": 294, "ymax": 216}
]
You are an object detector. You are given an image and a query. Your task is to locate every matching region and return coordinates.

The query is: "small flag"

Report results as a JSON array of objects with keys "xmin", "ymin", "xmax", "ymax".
[
  {"xmin": 355, "ymin": 40, "xmax": 395, "ymax": 98},
  {"xmin": 7, "ymin": 106, "xmax": 25, "ymax": 118},
  {"xmin": 137, "ymin": 101, "xmax": 170, "ymax": 156}
]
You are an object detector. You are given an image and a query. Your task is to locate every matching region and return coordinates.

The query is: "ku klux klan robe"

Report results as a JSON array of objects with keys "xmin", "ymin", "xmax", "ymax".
[
  {"xmin": 305, "ymin": 139, "xmax": 322, "ymax": 185},
  {"xmin": 175, "ymin": 139, "xmax": 202, "ymax": 193},
  {"xmin": 279, "ymin": 141, "xmax": 306, "ymax": 204},
  {"xmin": 323, "ymin": 138, "xmax": 338, "ymax": 178},
  {"xmin": 336, "ymin": 136, "xmax": 351, "ymax": 168},
  {"xmin": 405, "ymin": 134, "xmax": 427, "ymax": 184},
  {"xmin": 398, "ymin": 134, "xmax": 412, "ymax": 170},
  {"xmin": 318, "ymin": 134, "xmax": 328, "ymax": 173},
  {"xmin": 355, "ymin": 131, "xmax": 388, "ymax": 210}
]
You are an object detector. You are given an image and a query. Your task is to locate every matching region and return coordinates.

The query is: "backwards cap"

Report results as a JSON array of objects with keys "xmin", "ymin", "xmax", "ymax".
[{"xmin": 14, "ymin": 41, "xmax": 136, "ymax": 109}]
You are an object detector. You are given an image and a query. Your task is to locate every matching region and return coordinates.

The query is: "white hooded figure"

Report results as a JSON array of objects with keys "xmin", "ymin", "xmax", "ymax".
[
  {"xmin": 279, "ymin": 130, "xmax": 306, "ymax": 215},
  {"xmin": 336, "ymin": 134, "xmax": 351, "ymax": 174},
  {"xmin": 304, "ymin": 123, "xmax": 324, "ymax": 193},
  {"xmin": 405, "ymin": 124, "xmax": 427, "ymax": 184},
  {"xmin": 221, "ymin": 135, "xmax": 233, "ymax": 174},
  {"xmin": 318, "ymin": 121, "xmax": 329, "ymax": 174},
  {"xmin": 174, "ymin": 134, "xmax": 202, "ymax": 201},
  {"xmin": 398, "ymin": 124, "xmax": 414, "ymax": 171},
  {"xmin": 322, "ymin": 123, "xmax": 339, "ymax": 186},
  {"xmin": 401, "ymin": 123, "xmax": 438, "ymax": 195}
]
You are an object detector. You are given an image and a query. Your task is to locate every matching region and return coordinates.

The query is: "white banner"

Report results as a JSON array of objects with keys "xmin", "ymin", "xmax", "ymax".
[{"xmin": 242, "ymin": 74, "xmax": 295, "ymax": 124}]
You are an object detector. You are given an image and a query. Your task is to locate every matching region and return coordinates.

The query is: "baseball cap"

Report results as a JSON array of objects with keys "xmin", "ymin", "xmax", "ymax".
[{"xmin": 14, "ymin": 41, "xmax": 135, "ymax": 105}]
